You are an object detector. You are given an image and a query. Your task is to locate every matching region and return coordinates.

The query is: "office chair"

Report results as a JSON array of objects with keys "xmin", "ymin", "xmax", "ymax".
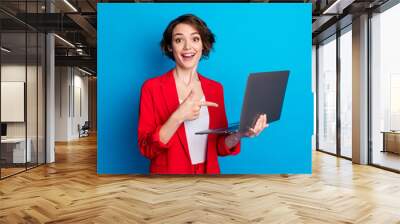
[{"xmin": 78, "ymin": 121, "xmax": 90, "ymax": 138}]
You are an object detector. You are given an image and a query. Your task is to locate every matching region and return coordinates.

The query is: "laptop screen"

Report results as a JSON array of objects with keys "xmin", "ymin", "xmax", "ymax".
[{"xmin": 239, "ymin": 71, "xmax": 289, "ymax": 132}]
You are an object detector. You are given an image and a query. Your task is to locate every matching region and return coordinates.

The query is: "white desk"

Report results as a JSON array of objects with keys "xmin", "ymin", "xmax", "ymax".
[{"xmin": 1, "ymin": 138, "xmax": 32, "ymax": 163}]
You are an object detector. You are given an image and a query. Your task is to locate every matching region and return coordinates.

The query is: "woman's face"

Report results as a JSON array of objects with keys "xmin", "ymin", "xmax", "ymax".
[{"xmin": 170, "ymin": 23, "xmax": 203, "ymax": 70}]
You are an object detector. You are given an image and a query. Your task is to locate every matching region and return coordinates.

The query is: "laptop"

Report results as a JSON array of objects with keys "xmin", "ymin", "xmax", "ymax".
[{"xmin": 195, "ymin": 70, "xmax": 289, "ymax": 135}]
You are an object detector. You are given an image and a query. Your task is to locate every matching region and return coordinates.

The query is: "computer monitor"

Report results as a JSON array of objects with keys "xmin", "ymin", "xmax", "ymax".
[{"xmin": 1, "ymin": 123, "xmax": 7, "ymax": 137}]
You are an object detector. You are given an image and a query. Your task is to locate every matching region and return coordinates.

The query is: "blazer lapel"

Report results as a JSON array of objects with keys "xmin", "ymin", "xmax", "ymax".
[{"xmin": 160, "ymin": 69, "xmax": 191, "ymax": 162}]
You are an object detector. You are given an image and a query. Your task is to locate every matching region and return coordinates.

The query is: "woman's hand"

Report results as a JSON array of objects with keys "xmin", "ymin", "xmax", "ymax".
[
  {"xmin": 243, "ymin": 114, "xmax": 268, "ymax": 138},
  {"xmin": 173, "ymin": 90, "xmax": 218, "ymax": 123},
  {"xmin": 224, "ymin": 114, "xmax": 268, "ymax": 148},
  {"xmin": 160, "ymin": 90, "xmax": 217, "ymax": 144}
]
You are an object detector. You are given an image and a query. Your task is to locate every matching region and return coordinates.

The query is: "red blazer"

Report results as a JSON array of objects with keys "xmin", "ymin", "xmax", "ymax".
[{"xmin": 137, "ymin": 69, "xmax": 240, "ymax": 174}]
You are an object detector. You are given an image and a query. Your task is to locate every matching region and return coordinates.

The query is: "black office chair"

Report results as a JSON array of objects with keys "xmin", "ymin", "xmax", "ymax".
[{"xmin": 78, "ymin": 121, "xmax": 90, "ymax": 138}]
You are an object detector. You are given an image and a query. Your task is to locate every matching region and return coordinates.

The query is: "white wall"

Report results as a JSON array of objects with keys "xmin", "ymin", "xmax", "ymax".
[
  {"xmin": 1, "ymin": 65, "xmax": 26, "ymax": 134},
  {"xmin": 55, "ymin": 66, "xmax": 69, "ymax": 141},
  {"xmin": 1, "ymin": 82, "xmax": 25, "ymax": 122},
  {"xmin": 55, "ymin": 67, "xmax": 89, "ymax": 141},
  {"xmin": 72, "ymin": 73, "xmax": 89, "ymax": 138},
  {"xmin": 1, "ymin": 65, "xmax": 39, "ymax": 138}
]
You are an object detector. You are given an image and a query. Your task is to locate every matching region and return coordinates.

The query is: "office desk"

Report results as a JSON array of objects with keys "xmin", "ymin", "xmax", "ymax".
[
  {"xmin": 381, "ymin": 131, "xmax": 400, "ymax": 154},
  {"xmin": 1, "ymin": 138, "xmax": 32, "ymax": 164}
]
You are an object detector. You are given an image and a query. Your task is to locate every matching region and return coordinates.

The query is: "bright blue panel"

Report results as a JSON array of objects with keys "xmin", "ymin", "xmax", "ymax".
[{"xmin": 98, "ymin": 3, "xmax": 312, "ymax": 174}]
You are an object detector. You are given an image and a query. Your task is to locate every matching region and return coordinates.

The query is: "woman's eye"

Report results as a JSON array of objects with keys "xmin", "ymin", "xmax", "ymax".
[
  {"xmin": 174, "ymin": 38, "xmax": 182, "ymax": 43},
  {"xmin": 193, "ymin": 37, "xmax": 200, "ymax": 42}
]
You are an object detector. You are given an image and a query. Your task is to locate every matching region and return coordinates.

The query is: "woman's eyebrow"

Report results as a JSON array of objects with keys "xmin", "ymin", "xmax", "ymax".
[{"xmin": 173, "ymin": 32, "xmax": 199, "ymax": 36}]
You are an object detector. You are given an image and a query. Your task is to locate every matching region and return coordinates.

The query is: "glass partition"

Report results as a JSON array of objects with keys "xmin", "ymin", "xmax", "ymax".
[
  {"xmin": 1, "ymin": 30, "xmax": 28, "ymax": 177},
  {"xmin": 317, "ymin": 35, "xmax": 337, "ymax": 155},
  {"xmin": 0, "ymin": 1, "xmax": 46, "ymax": 179}
]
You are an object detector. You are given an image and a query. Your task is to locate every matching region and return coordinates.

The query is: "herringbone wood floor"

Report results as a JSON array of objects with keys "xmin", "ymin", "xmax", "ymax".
[{"xmin": 1, "ymin": 134, "xmax": 400, "ymax": 224}]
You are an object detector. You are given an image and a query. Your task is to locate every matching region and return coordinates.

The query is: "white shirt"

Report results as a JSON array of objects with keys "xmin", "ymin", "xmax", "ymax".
[{"xmin": 179, "ymin": 96, "xmax": 209, "ymax": 165}]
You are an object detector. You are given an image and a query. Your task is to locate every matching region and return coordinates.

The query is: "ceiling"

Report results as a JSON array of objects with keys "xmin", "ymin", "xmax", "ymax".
[
  {"xmin": 0, "ymin": 0, "xmax": 394, "ymax": 75},
  {"xmin": 0, "ymin": 0, "xmax": 97, "ymax": 74}
]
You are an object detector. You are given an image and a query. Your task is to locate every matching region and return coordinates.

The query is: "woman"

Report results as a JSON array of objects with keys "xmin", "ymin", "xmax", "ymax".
[{"xmin": 138, "ymin": 14, "xmax": 268, "ymax": 174}]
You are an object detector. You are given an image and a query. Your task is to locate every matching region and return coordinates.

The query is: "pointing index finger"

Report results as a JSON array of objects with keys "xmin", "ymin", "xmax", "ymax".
[{"xmin": 200, "ymin": 101, "xmax": 219, "ymax": 107}]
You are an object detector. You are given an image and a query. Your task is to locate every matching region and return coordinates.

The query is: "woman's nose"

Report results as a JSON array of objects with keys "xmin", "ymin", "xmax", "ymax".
[{"xmin": 183, "ymin": 41, "xmax": 191, "ymax": 50}]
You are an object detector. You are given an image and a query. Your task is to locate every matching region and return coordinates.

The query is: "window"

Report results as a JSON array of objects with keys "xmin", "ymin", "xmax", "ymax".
[
  {"xmin": 371, "ymin": 2, "xmax": 400, "ymax": 171},
  {"xmin": 317, "ymin": 35, "xmax": 337, "ymax": 154},
  {"xmin": 339, "ymin": 27, "xmax": 352, "ymax": 158}
]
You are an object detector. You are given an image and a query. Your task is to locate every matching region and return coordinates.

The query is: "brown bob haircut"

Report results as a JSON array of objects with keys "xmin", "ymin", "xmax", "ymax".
[{"xmin": 160, "ymin": 14, "xmax": 215, "ymax": 61}]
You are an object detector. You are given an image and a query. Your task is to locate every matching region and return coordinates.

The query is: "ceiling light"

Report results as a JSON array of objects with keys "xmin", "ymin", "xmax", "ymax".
[
  {"xmin": 78, "ymin": 67, "xmax": 93, "ymax": 76},
  {"xmin": 63, "ymin": 0, "xmax": 78, "ymax": 12},
  {"xmin": 1, "ymin": 47, "xmax": 11, "ymax": 53},
  {"xmin": 54, "ymin": 34, "xmax": 75, "ymax": 48},
  {"xmin": 322, "ymin": 0, "xmax": 354, "ymax": 15},
  {"xmin": 76, "ymin": 48, "xmax": 85, "ymax": 55}
]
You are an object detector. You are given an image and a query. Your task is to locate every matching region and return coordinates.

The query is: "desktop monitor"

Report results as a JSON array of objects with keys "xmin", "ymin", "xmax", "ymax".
[{"xmin": 1, "ymin": 123, "xmax": 7, "ymax": 137}]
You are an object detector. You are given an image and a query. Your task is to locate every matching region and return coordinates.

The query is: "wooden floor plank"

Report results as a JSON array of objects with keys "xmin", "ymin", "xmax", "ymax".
[{"xmin": 1, "ymin": 134, "xmax": 400, "ymax": 223}]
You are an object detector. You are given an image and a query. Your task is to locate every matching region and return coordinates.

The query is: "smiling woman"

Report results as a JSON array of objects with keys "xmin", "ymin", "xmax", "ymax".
[{"xmin": 137, "ymin": 14, "xmax": 268, "ymax": 174}]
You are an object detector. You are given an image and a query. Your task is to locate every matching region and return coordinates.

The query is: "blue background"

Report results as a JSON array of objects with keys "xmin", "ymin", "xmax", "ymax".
[{"xmin": 98, "ymin": 3, "xmax": 312, "ymax": 174}]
